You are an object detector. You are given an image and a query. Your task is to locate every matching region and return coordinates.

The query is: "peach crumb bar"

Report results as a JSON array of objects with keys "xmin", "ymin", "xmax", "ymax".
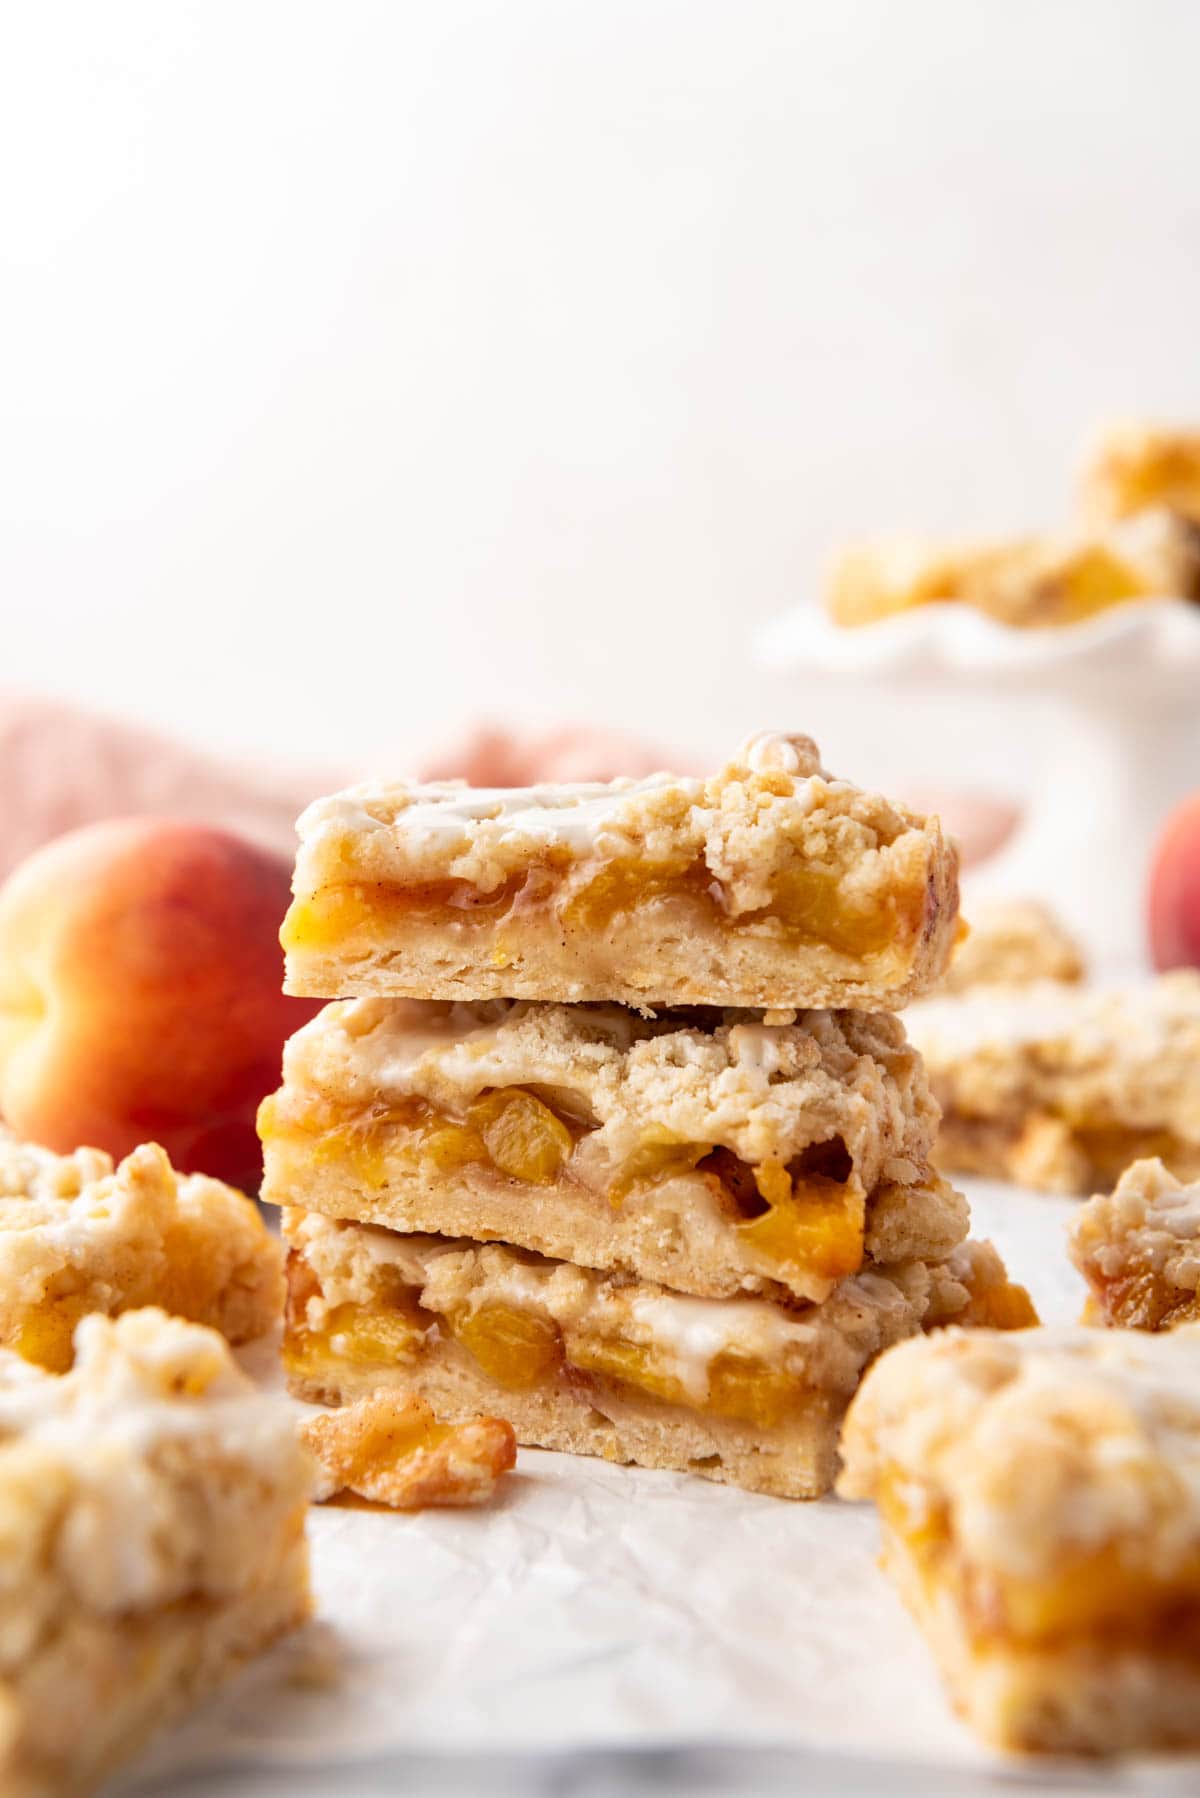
[
  {"xmin": 939, "ymin": 898, "xmax": 1085, "ymax": 996},
  {"xmin": 1070, "ymin": 1157, "xmax": 1200, "ymax": 1330},
  {"xmin": 280, "ymin": 732, "xmax": 960, "ymax": 1012},
  {"xmin": 907, "ymin": 972, "xmax": 1200, "ymax": 1195},
  {"xmin": 0, "ymin": 1308, "xmax": 311, "ymax": 1797},
  {"xmin": 281, "ymin": 1210, "xmax": 1031, "ymax": 1501},
  {"xmin": 839, "ymin": 1325, "xmax": 1200, "ymax": 1754},
  {"xmin": 825, "ymin": 509, "xmax": 1200, "ymax": 630},
  {"xmin": 0, "ymin": 1129, "xmax": 283, "ymax": 1372},
  {"xmin": 259, "ymin": 997, "xmax": 965, "ymax": 1305},
  {"xmin": 1080, "ymin": 423, "xmax": 1200, "ymax": 528}
]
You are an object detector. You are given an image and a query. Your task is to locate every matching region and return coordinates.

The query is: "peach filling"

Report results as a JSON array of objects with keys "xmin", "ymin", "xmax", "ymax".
[
  {"xmin": 262, "ymin": 1086, "xmax": 580, "ymax": 1191},
  {"xmin": 284, "ymin": 1255, "xmax": 811, "ymax": 1430},
  {"xmin": 957, "ymin": 1275, "xmax": 1040, "ymax": 1331},
  {"xmin": 264, "ymin": 1085, "xmax": 866, "ymax": 1284},
  {"xmin": 701, "ymin": 1148, "xmax": 865, "ymax": 1284},
  {"xmin": 600, "ymin": 1125, "xmax": 867, "ymax": 1283},
  {"xmin": 442, "ymin": 1305, "xmax": 811, "ymax": 1429},
  {"xmin": 450, "ymin": 1303, "xmax": 563, "ymax": 1389},
  {"xmin": 283, "ymin": 1252, "xmax": 430, "ymax": 1381},
  {"xmin": 282, "ymin": 852, "xmax": 910, "ymax": 962},
  {"xmin": 1083, "ymin": 1272, "xmax": 1200, "ymax": 1332},
  {"xmin": 1102, "ymin": 447, "xmax": 1200, "ymax": 520},
  {"xmin": 880, "ymin": 1478, "xmax": 1200, "ymax": 1648}
]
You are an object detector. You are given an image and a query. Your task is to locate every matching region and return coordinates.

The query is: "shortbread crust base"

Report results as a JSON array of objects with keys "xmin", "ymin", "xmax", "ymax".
[
  {"xmin": 284, "ymin": 892, "xmax": 955, "ymax": 1012},
  {"xmin": 883, "ymin": 1529, "xmax": 1200, "ymax": 1755},
  {"xmin": 290, "ymin": 1338, "xmax": 843, "ymax": 1500},
  {"xmin": 7, "ymin": 1526, "xmax": 311, "ymax": 1798}
]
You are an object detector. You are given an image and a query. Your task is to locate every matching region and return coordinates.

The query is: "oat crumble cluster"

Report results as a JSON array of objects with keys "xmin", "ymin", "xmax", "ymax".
[{"xmin": 1070, "ymin": 1157, "xmax": 1200, "ymax": 1330}]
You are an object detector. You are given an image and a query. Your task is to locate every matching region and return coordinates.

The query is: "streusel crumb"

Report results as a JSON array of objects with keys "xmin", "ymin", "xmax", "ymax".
[{"xmin": 0, "ymin": 1129, "xmax": 283, "ymax": 1369}]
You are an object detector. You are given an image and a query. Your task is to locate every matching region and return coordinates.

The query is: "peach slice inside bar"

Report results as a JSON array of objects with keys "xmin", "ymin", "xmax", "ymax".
[{"xmin": 282, "ymin": 855, "xmax": 904, "ymax": 964}]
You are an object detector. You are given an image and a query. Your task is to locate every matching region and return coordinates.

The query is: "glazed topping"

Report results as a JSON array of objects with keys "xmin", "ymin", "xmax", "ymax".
[{"xmin": 840, "ymin": 1324, "xmax": 1200, "ymax": 1582}]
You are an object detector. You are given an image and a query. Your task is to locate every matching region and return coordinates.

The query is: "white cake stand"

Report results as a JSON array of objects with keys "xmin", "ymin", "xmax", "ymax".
[{"xmin": 755, "ymin": 598, "xmax": 1200, "ymax": 970}]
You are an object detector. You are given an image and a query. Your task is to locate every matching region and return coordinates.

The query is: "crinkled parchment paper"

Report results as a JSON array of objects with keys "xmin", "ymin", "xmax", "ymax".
[{"xmin": 110, "ymin": 1184, "xmax": 1200, "ymax": 1797}]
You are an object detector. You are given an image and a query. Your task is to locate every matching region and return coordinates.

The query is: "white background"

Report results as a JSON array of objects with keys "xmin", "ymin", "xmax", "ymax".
[{"xmin": 4, "ymin": 1, "xmax": 1200, "ymax": 779}]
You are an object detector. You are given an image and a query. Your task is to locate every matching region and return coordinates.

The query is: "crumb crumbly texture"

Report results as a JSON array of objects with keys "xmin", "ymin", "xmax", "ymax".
[
  {"xmin": 281, "ymin": 733, "xmax": 960, "ymax": 1011},
  {"xmin": 0, "ymin": 1130, "xmax": 284, "ymax": 1371},
  {"xmin": 301, "ymin": 1390, "xmax": 516, "ymax": 1507},
  {"xmin": 1070, "ymin": 1157, "xmax": 1200, "ymax": 1329},
  {"xmin": 281, "ymin": 1210, "xmax": 1024, "ymax": 1500},
  {"xmin": 0, "ymin": 1307, "xmax": 312, "ymax": 1796},
  {"xmin": 259, "ymin": 997, "xmax": 960, "ymax": 1305},
  {"xmin": 838, "ymin": 1324, "xmax": 1200, "ymax": 1753},
  {"xmin": 908, "ymin": 972, "xmax": 1200, "ymax": 1195},
  {"xmin": 825, "ymin": 509, "xmax": 1200, "ymax": 630},
  {"xmin": 922, "ymin": 1238, "xmax": 1039, "ymax": 1331},
  {"xmin": 940, "ymin": 899, "xmax": 1085, "ymax": 996}
]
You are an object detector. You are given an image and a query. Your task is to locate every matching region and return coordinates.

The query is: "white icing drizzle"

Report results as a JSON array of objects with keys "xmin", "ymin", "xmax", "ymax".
[
  {"xmin": 298, "ymin": 770, "xmax": 694, "ymax": 859},
  {"xmin": 293, "ymin": 732, "xmax": 835, "ymax": 866},
  {"xmin": 725, "ymin": 1022, "xmax": 784, "ymax": 1078},
  {"xmin": 311, "ymin": 1216, "xmax": 819, "ymax": 1394},
  {"xmin": 628, "ymin": 1293, "xmax": 808, "ymax": 1400},
  {"xmin": 0, "ymin": 1311, "xmax": 294, "ymax": 1467}
]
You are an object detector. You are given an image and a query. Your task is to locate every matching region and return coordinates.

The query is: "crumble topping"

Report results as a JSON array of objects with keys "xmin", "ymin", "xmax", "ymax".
[
  {"xmin": 0, "ymin": 1308, "xmax": 311, "ymax": 1631},
  {"xmin": 1071, "ymin": 1158, "xmax": 1200, "ymax": 1309},
  {"xmin": 275, "ymin": 997, "xmax": 938, "ymax": 1191},
  {"xmin": 291, "ymin": 732, "xmax": 946, "ymax": 918},
  {"xmin": 0, "ymin": 1130, "xmax": 283, "ymax": 1352},
  {"xmin": 0, "ymin": 1134, "xmax": 112, "ymax": 1204},
  {"xmin": 838, "ymin": 1325, "xmax": 1200, "ymax": 1582}
]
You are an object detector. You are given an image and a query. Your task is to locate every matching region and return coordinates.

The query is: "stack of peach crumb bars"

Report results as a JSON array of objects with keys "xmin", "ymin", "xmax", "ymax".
[{"xmin": 260, "ymin": 732, "xmax": 1034, "ymax": 1499}]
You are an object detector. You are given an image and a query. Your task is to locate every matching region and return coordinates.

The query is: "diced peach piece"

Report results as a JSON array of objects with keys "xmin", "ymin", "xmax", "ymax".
[
  {"xmin": 0, "ymin": 820, "xmax": 319, "ymax": 1189},
  {"xmin": 301, "ymin": 1391, "xmax": 516, "ymax": 1508}
]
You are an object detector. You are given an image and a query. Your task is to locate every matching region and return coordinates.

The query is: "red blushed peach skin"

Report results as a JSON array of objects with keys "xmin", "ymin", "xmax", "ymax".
[
  {"xmin": 0, "ymin": 820, "xmax": 320, "ymax": 1190},
  {"xmin": 1150, "ymin": 795, "xmax": 1200, "ymax": 972}
]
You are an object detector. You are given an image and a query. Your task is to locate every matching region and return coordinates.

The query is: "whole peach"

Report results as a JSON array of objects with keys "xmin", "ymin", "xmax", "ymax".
[
  {"xmin": 1149, "ymin": 793, "xmax": 1200, "ymax": 971},
  {"xmin": 0, "ymin": 820, "xmax": 319, "ymax": 1189}
]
